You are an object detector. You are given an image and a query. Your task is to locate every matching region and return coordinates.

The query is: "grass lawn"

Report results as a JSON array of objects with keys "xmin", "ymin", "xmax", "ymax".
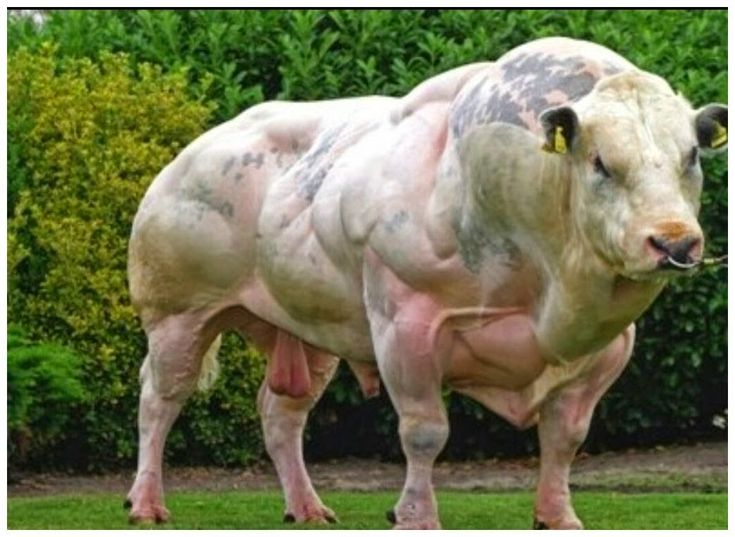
[{"xmin": 7, "ymin": 490, "xmax": 726, "ymax": 530}]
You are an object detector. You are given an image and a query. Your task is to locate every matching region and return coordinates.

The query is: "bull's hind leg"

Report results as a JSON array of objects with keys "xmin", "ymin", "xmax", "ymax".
[
  {"xmin": 534, "ymin": 325, "xmax": 635, "ymax": 530},
  {"xmin": 257, "ymin": 336, "xmax": 340, "ymax": 524},
  {"xmin": 125, "ymin": 313, "xmax": 217, "ymax": 524}
]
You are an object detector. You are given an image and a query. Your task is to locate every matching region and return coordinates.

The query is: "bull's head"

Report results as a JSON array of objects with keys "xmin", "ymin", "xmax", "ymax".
[{"xmin": 540, "ymin": 71, "xmax": 726, "ymax": 280}]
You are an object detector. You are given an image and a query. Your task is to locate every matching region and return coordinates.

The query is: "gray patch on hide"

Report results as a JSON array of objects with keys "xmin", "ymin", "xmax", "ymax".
[
  {"xmin": 221, "ymin": 156, "xmax": 235, "ymax": 176},
  {"xmin": 242, "ymin": 152, "xmax": 265, "ymax": 169},
  {"xmin": 384, "ymin": 210, "xmax": 409, "ymax": 233},
  {"xmin": 216, "ymin": 201, "xmax": 234, "ymax": 219},
  {"xmin": 185, "ymin": 182, "xmax": 234, "ymax": 220},
  {"xmin": 296, "ymin": 123, "xmax": 347, "ymax": 202},
  {"xmin": 192, "ymin": 182, "xmax": 213, "ymax": 200},
  {"xmin": 450, "ymin": 76, "xmax": 488, "ymax": 139},
  {"xmin": 451, "ymin": 52, "xmax": 605, "ymax": 139},
  {"xmin": 452, "ymin": 215, "xmax": 521, "ymax": 273}
]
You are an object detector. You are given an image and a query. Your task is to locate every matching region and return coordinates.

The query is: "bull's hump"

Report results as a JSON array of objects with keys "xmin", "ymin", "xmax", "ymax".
[{"xmin": 450, "ymin": 38, "xmax": 633, "ymax": 138}]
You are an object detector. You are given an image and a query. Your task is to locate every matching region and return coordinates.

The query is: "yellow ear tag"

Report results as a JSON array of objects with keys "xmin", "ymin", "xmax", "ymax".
[
  {"xmin": 711, "ymin": 122, "xmax": 727, "ymax": 149},
  {"xmin": 554, "ymin": 125, "xmax": 567, "ymax": 154}
]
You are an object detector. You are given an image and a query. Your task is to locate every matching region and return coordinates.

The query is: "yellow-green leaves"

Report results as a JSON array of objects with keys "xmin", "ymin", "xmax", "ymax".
[
  {"xmin": 9, "ymin": 45, "xmax": 211, "ymax": 338},
  {"xmin": 8, "ymin": 45, "xmax": 215, "ymax": 468}
]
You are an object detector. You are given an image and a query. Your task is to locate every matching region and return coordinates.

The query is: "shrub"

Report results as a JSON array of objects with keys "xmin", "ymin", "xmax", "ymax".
[
  {"xmin": 7, "ymin": 9, "xmax": 727, "ymax": 467},
  {"xmin": 8, "ymin": 325, "xmax": 86, "ymax": 468},
  {"xmin": 7, "ymin": 45, "xmax": 266, "ymax": 469}
]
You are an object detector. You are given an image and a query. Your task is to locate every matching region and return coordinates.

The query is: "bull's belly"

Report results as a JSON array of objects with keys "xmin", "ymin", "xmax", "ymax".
[
  {"xmin": 237, "ymin": 280, "xmax": 376, "ymax": 362},
  {"xmin": 285, "ymin": 320, "xmax": 376, "ymax": 362}
]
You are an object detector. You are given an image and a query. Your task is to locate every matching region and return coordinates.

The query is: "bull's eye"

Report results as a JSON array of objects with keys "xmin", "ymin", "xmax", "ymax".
[
  {"xmin": 688, "ymin": 146, "xmax": 699, "ymax": 168},
  {"xmin": 593, "ymin": 155, "xmax": 611, "ymax": 178}
]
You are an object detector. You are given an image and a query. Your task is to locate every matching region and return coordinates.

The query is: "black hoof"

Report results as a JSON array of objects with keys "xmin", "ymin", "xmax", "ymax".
[
  {"xmin": 325, "ymin": 514, "xmax": 338, "ymax": 524},
  {"xmin": 123, "ymin": 499, "xmax": 132, "ymax": 510},
  {"xmin": 386, "ymin": 509, "xmax": 397, "ymax": 524},
  {"xmin": 533, "ymin": 517, "xmax": 549, "ymax": 530},
  {"xmin": 283, "ymin": 513, "xmax": 296, "ymax": 524}
]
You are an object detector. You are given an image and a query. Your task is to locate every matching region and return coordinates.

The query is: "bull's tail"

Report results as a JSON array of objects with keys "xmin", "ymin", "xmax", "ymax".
[{"xmin": 197, "ymin": 334, "xmax": 222, "ymax": 391}]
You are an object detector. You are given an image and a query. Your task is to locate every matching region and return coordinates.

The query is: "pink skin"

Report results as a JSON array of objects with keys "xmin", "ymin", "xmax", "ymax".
[
  {"xmin": 125, "ymin": 381, "xmax": 175, "ymax": 524},
  {"xmin": 362, "ymin": 253, "xmax": 477, "ymax": 529},
  {"xmin": 346, "ymin": 360, "xmax": 381, "ymax": 398},
  {"xmin": 126, "ymin": 309, "xmax": 339, "ymax": 525},
  {"xmin": 267, "ymin": 330, "xmax": 312, "ymax": 399},
  {"xmin": 258, "ymin": 351, "xmax": 339, "ymax": 524},
  {"xmin": 534, "ymin": 325, "xmax": 635, "ymax": 529},
  {"xmin": 366, "ymin": 248, "xmax": 636, "ymax": 530},
  {"xmin": 371, "ymin": 299, "xmax": 448, "ymax": 529},
  {"xmin": 126, "ymin": 313, "xmax": 218, "ymax": 524},
  {"xmin": 126, "ymin": 36, "xmax": 723, "ymax": 529}
]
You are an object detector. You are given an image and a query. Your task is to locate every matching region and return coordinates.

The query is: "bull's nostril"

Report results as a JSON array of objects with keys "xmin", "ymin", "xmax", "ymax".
[
  {"xmin": 647, "ymin": 235, "xmax": 670, "ymax": 256},
  {"xmin": 669, "ymin": 237, "xmax": 700, "ymax": 264}
]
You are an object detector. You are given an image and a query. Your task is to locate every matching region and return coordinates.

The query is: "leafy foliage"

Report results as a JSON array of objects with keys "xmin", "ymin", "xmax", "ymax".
[
  {"xmin": 7, "ymin": 9, "xmax": 727, "ymax": 468},
  {"xmin": 6, "ymin": 45, "xmax": 263, "ymax": 469},
  {"xmin": 8, "ymin": 325, "xmax": 86, "ymax": 467}
]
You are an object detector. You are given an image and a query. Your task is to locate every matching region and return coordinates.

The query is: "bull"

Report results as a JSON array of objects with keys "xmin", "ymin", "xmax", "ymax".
[{"xmin": 125, "ymin": 37, "xmax": 727, "ymax": 529}]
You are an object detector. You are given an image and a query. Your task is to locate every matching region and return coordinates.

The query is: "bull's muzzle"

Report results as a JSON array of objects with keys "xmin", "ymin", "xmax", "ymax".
[{"xmin": 647, "ymin": 234, "xmax": 702, "ymax": 272}]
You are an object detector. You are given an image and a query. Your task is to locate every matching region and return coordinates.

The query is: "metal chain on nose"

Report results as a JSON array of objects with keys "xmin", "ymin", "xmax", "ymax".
[
  {"xmin": 700, "ymin": 255, "xmax": 728, "ymax": 268},
  {"xmin": 665, "ymin": 254, "xmax": 727, "ymax": 271}
]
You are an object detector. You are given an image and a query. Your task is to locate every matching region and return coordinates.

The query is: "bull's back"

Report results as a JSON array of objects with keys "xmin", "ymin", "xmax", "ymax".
[{"xmin": 128, "ymin": 96, "xmax": 397, "ymax": 320}]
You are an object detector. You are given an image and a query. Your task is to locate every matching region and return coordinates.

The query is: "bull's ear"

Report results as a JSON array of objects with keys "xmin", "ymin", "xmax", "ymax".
[
  {"xmin": 539, "ymin": 106, "xmax": 580, "ymax": 154},
  {"xmin": 695, "ymin": 104, "xmax": 727, "ymax": 152}
]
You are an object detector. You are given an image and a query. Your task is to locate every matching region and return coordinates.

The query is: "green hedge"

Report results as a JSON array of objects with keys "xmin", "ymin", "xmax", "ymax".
[
  {"xmin": 8, "ymin": 325, "xmax": 86, "ymax": 469},
  {"xmin": 8, "ymin": 9, "xmax": 726, "ymax": 469}
]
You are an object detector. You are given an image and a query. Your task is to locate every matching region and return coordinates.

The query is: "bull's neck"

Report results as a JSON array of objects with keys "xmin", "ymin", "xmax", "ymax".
[
  {"xmin": 451, "ymin": 123, "xmax": 576, "ymax": 270},
  {"xmin": 440, "ymin": 124, "xmax": 665, "ymax": 361}
]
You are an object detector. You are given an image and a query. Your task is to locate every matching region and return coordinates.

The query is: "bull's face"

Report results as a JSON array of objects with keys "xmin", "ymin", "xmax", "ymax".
[{"xmin": 540, "ymin": 72, "xmax": 727, "ymax": 280}]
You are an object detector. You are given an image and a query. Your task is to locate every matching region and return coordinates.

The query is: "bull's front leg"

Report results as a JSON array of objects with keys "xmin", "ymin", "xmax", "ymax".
[
  {"xmin": 379, "ymin": 335, "xmax": 448, "ymax": 529},
  {"xmin": 369, "ymin": 302, "xmax": 449, "ymax": 529},
  {"xmin": 534, "ymin": 325, "xmax": 635, "ymax": 530}
]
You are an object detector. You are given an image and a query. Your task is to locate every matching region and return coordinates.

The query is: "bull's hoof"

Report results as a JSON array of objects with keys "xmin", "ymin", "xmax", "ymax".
[
  {"xmin": 128, "ymin": 505, "xmax": 170, "ymax": 525},
  {"xmin": 393, "ymin": 520, "xmax": 442, "ymax": 529},
  {"xmin": 283, "ymin": 509, "xmax": 337, "ymax": 525},
  {"xmin": 533, "ymin": 515, "xmax": 583, "ymax": 530},
  {"xmin": 128, "ymin": 514, "xmax": 167, "ymax": 525},
  {"xmin": 386, "ymin": 509, "xmax": 441, "ymax": 529}
]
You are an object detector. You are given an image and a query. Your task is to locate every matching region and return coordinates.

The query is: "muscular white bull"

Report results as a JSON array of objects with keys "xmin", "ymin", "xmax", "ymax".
[{"xmin": 125, "ymin": 37, "xmax": 727, "ymax": 529}]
